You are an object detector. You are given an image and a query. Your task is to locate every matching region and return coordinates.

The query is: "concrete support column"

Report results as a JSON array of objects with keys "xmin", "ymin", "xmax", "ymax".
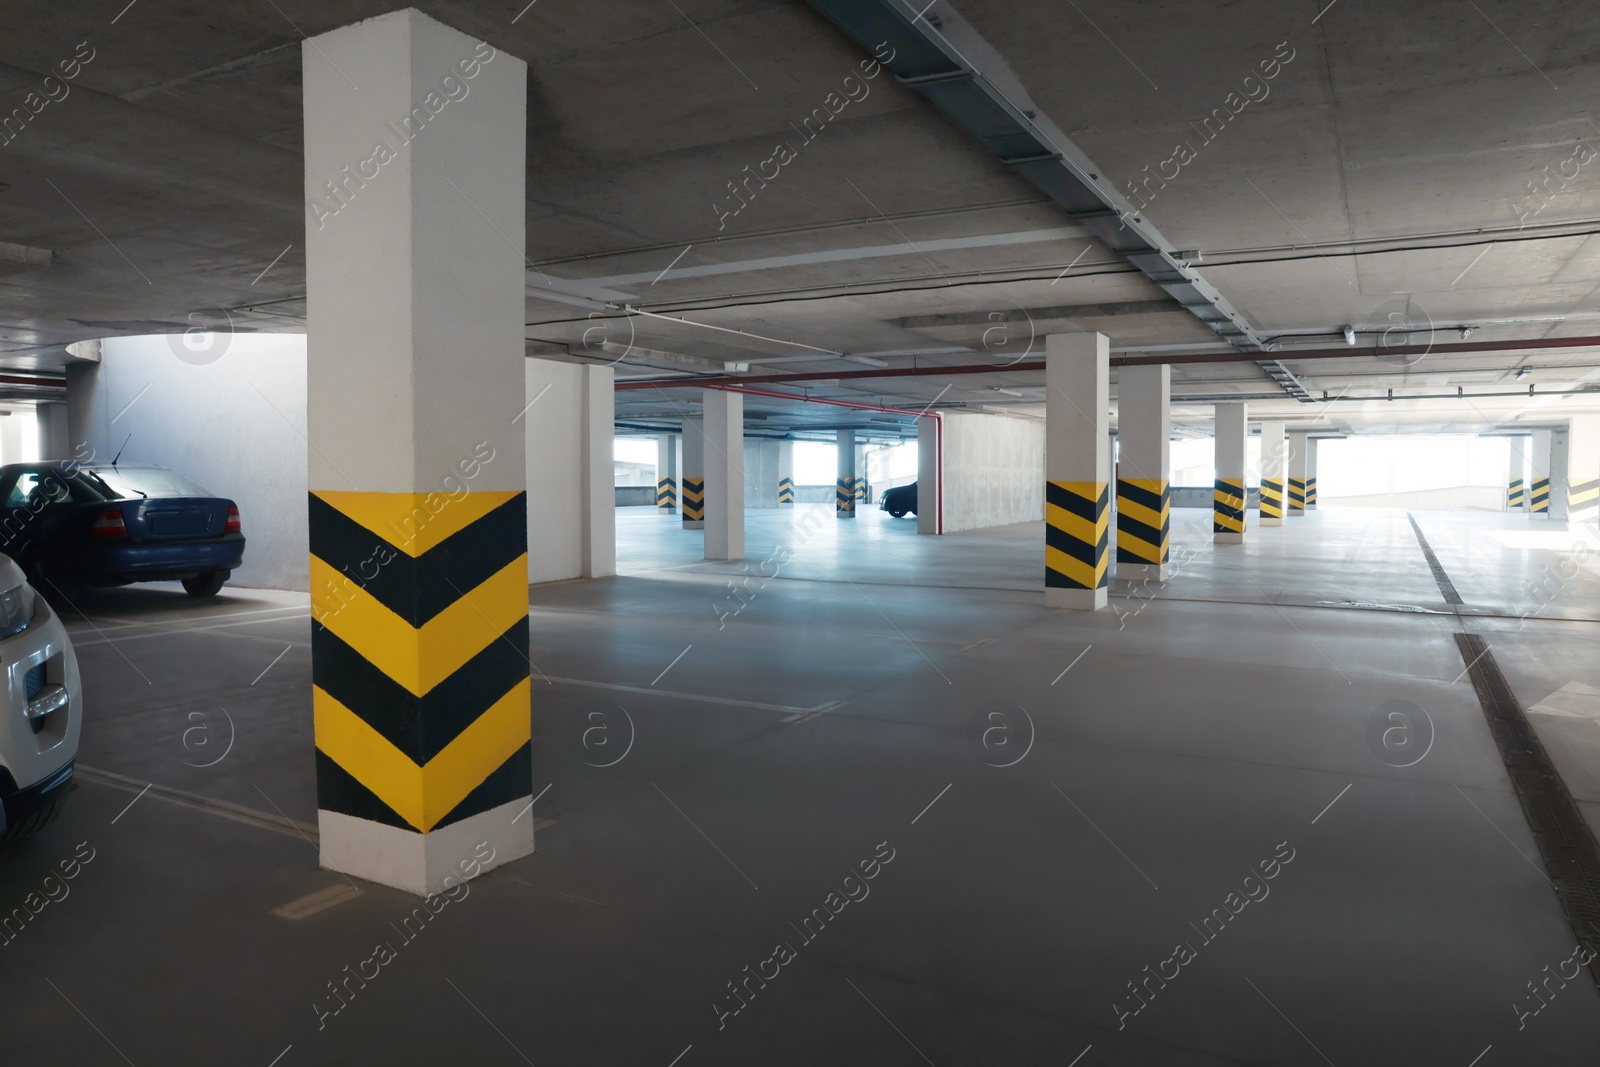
[
  {"xmin": 836, "ymin": 429, "xmax": 856, "ymax": 518},
  {"xmin": 854, "ymin": 442, "xmax": 868, "ymax": 502},
  {"xmin": 1288, "ymin": 432, "xmax": 1308, "ymax": 516},
  {"xmin": 703, "ymin": 390, "xmax": 744, "ymax": 560},
  {"xmin": 657, "ymin": 433, "xmax": 677, "ymax": 513},
  {"xmin": 1045, "ymin": 332, "xmax": 1109, "ymax": 610},
  {"xmin": 37, "ymin": 404, "xmax": 69, "ymax": 461},
  {"xmin": 303, "ymin": 10, "xmax": 531, "ymax": 894},
  {"xmin": 1569, "ymin": 417, "xmax": 1600, "ymax": 525},
  {"xmin": 916, "ymin": 417, "xmax": 940, "ymax": 535},
  {"xmin": 1531, "ymin": 429, "xmax": 1553, "ymax": 517},
  {"xmin": 0, "ymin": 413, "xmax": 23, "ymax": 464},
  {"xmin": 682, "ymin": 418, "xmax": 705, "ymax": 529},
  {"xmin": 1552, "ymin": 429, "xmax": 1571, "ymax": 521},
  {"xmin": 1506, "ymin": 436, "xmax": 1527, "ymax": 511},
  {"xmin": 1259, "ymin": 421, "xmax": 1286, "ymax": 526},
  {"xmin": 580, "ymin": 366, "xmax": 614, "ymax": 578},
  {"xmin": 777, "ymin": 439, "xmax": 794, "ymax": 507},
  {"xmin": 1115, "ymin": 364, "xmax": 1170, "ymax": 579},
  {"xmin": 1306, "ymin": 438, "xmax": 1319, "ymax": 509},
  {"xmin": 1214, "ymin": 404, "xmax": 1247, "ymax": 543}
]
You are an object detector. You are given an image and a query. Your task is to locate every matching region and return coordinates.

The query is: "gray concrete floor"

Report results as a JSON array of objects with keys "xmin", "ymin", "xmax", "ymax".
[{"xmin": 3, "ymin": 505, "xmax": 1599, "ymax": 1065}]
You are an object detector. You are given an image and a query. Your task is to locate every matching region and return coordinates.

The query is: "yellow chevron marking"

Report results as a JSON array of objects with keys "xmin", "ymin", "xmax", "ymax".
[
  {"xmin": 314, "ymin": 678, "xmax": 531, "ymax": 832},
  {"xmin": 312, "ymin": 490, "xmax": 519, "ymax": 559},
  {"xmin": 1046, "ymin": 544, "xmax": 1106, "ymax": 588},
  {"xmin": 1047, "ymin": 502, "xmax": 1107, "ymax": 546},
  {"xmin": 1116, "ymin": 494, "xmax": 1167, "ymax": 530},
  {"xmin": 1116, "ymin": 529, "xmax": 1164, "ymax": 563},
  {"xmin": 310, "ymin": 553, "xmax": 528, "ymax": 696}
]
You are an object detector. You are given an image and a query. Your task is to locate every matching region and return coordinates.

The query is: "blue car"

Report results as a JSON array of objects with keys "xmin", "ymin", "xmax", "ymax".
[{"xmin": 0, "ymin": 463, "xmax": 245, "ymax": 598}]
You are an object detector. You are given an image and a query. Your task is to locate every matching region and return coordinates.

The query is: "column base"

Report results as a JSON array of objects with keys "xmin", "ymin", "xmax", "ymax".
[
  {"xmin": 1287, "ymin": 509, "xmax": 1306, "ymax": 518},
  {"xmin": 1045, "ymin": 587, "xmax": 1107, "ymax": 610},
  {"xmin": 1215, "ymin": 531, "xmax": 1246, "ymax": 544},
  {"xmin": 658, "ymin": 507, "xmax": 677, "ymax": 515},
  {"xmin": 318, "ymin": 796, "xmax": 535, "ymax": 897},
  {"xmin": 1118, "ymin": 561, "xmax": 1169, "ymax": 581},
  {"xmin": 836, "ymin": 512, "xmax": 856, "ymax": 520},
  {"xmin": 1260, "ymin": 518, "xmax": 1283, "ymax": 527},
  {"xmin": 682, "ymin": 520, "xmax": 704, "ymax": 529},
  {"xmin": 778, "ymin": 502, "xmax": 794, "ymax": 509}
]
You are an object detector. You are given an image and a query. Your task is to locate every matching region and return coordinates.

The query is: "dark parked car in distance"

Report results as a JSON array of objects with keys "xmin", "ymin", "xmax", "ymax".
[
  {"xmin": 880, "ymin": 481, "xmax": 918, "ymax": 518},
  {"xmin": 0, "ymin": 463, "xmax": 245, "ymax": 598}
]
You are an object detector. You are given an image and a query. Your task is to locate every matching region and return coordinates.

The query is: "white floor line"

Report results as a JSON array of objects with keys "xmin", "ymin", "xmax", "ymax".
[{"xmin": 542, "ymin": 674, "xmax": 841, "ymax": 715}]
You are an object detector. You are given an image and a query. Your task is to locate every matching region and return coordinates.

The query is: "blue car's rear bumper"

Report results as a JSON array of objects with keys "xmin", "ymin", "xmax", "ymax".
[{"xmin": 87, "ymin": 536, "xmax": 245, "ymax": 585}]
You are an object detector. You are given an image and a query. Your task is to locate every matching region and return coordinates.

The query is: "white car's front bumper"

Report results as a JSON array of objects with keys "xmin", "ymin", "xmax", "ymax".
[{"xmin": 0, "ymin": 594, "xmax": 82, "ymax": 835}]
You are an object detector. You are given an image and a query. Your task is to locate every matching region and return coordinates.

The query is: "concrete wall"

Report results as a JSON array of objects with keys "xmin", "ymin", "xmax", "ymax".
[
  {"xmin": 940, "ymin": 411, "xmax": 1044, "ymax": 532},
  {"xmin": 67, "ymin": 334, "xmax": 309, "ymax": 590},
  {"xmin": 525, "ymin": 357, "xmax": 584, "ymax": 583},
  {"xmin": 1322, "ymin": 485, "xmax": 1504, "ymax": 511}
]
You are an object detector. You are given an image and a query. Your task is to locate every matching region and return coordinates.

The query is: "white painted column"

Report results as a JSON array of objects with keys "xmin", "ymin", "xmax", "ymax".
[
  {"xmin": 0, "ymin": 413, "xmax": 22, "ymax": 464},
  {"xmin": 1531, "ymin": 429, "xmax": 1553, "ymax": 517},
  {"xmin": 1115, "ymin": 364, "xmax": 1170, "ymax": 579},
  {"xmin": 682, "ymin": 418, "xmax": 705, "ymax": 529},
  {"xmin": 916, "ymin": 417, "xmax": 940, "ymax": 535},
  {"xmin": 580, "ymin": 365, "xmax": 614, "ymax": 578},
  {"xmin": 303, "ymin": 10, "xmax": 530, "ymax": 894},
  {"xmin": 703, "ymin": 390, "xmax": 744, "ymax": 560},
  {"xmin": 1306, "ymin": 437, "xmax": 1320, "ymax": 509},
  {"xmin": 836, "ymin": 429, "xmax": 856, "ymax": 519},
  {"xmin": 777, "ymin": 438, "xmax": 794, "ymax": 508},
  {"xmin": 1288, "ymin": 431, "xmax": 1308, "ymax": 516},
  {"xmin": 1214, "ymin": 404, "xmax": 1248, "ymax": 543},
  {"xmin": 1568, "ymin": 416, "xmax": 1600, "ymax": 525},
  {"xmin": 657, "ymin": 433, "xmax": 677, "ymax": 513},
  {"xmin": 1045, "ymin": 332, "xmax": 1109, "ymax": 610},
  {"xmin": 1506, "ymin": 436, "xmax": 1527, "ymax": 511},
  {"xmin": 1259, "ymin": 421, "xmax": 1286, "ymax": 526}
]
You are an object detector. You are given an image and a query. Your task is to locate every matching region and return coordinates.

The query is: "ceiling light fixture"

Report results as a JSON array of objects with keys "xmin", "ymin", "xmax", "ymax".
[{"xmin": 1342, "ymin": 326, "xmax": 1357, "ymax": 346}]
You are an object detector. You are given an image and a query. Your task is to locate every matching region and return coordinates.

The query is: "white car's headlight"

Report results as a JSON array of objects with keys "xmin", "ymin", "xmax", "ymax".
[{"xmin": 0, "ymin": 582, "xmax": 35, "ymax": 639}]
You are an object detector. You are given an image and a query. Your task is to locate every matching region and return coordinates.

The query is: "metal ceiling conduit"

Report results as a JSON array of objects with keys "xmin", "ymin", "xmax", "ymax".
[
  {"xmin": 613, "ymin": 333, "xmax": 1600, "ymax": 390},
  {"xmin": 801, "ymin": 0, "xmax": 1313, "ymax": 399}
]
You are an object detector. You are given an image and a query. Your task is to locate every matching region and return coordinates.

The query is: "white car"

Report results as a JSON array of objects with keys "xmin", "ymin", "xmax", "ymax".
[{"xmin": 0, "ymin": 555, "xmax": 81, "ymax": 842}]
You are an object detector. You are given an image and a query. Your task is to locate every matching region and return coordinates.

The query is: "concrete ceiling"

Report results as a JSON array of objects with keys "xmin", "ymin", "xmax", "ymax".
[{"xmin": 4, "ymin": 0, "xmax": 1600, "ymax": 436}]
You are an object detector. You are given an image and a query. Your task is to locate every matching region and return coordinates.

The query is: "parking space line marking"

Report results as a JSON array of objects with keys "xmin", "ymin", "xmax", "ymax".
[
  {"xmin": 546, "ymin": 674, "xmax": 839, "ymax": 715},
  {"xmin": 77, "ymin": 765, "xmax": 319, "ymax": 841},
  {"xmin": 266, "ymin": 1045, "xmax": 292, "ymax": 1067},
  {"xmin": 272, "ymin": 884, "xmax": 363, "ymax": 920}
]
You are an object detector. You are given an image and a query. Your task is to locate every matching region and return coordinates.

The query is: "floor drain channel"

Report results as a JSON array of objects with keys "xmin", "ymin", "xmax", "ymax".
[
  {"xmin": 1408, "ymin": 515, "xmax": 1600, "ymax": 978},
  {"xmin": 1406, "ymin": 513, "xmax": 1464, "ymax": 606},
  {"xmin": 1454, "ymin": 634, "xmax": 1600, "ymax": 983}
]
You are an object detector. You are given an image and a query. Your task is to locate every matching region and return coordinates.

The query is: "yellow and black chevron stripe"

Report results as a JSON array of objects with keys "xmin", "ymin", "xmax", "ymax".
[
  {"xmin": 1507, "ymin": 478, "xmax": 1525, "ymax": 508},
  {"xmin": 1531, "ymin": 477, "xmax": 1550, "ymax": 513},
  {"xmin": 309, "ymin": 491, "xmax": 530, "ymax": 834},
  {"xmin": 1214, "ymin": 478, "xmax": 1245, "ymax": 534},
  {"xmin": 1288, "ymin": 478, "xmax": 1307, "ymax": 511},
  {"xmin": 1259, "ymin": 478, "xmax": 1285, "ymax": 519},
  {"xmin": 836, "ymin": 477, "xmax": 855, "ymax": 512},
  {"xmin": 681, "ymin": 477, "xmax": 705, "ymax": 521},
  {"xmin": 1570, "ymin": 477, "xmax": 1599, "ymax": 521},
  {"xmin": 1046, "ymin": 481, "xmax": 1109, "ymax": 590},
  {"xmin": 854, "ymin": 476, "xmax": 867, "ymax": 501},
  {"xmin": 777, "ymin": 477, "xmax": 795, "ymax": 504},
  {"xmin": 1115, "ymin": 478, "xmax": 1169, "ymax": 565},
  {"xmin": 1306, "ymin": 477, "xmax": 1318, "ymax": 507},
  {"xmin": 657, "ymin": 477, "xmax": 677, "ymax": 509}
]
